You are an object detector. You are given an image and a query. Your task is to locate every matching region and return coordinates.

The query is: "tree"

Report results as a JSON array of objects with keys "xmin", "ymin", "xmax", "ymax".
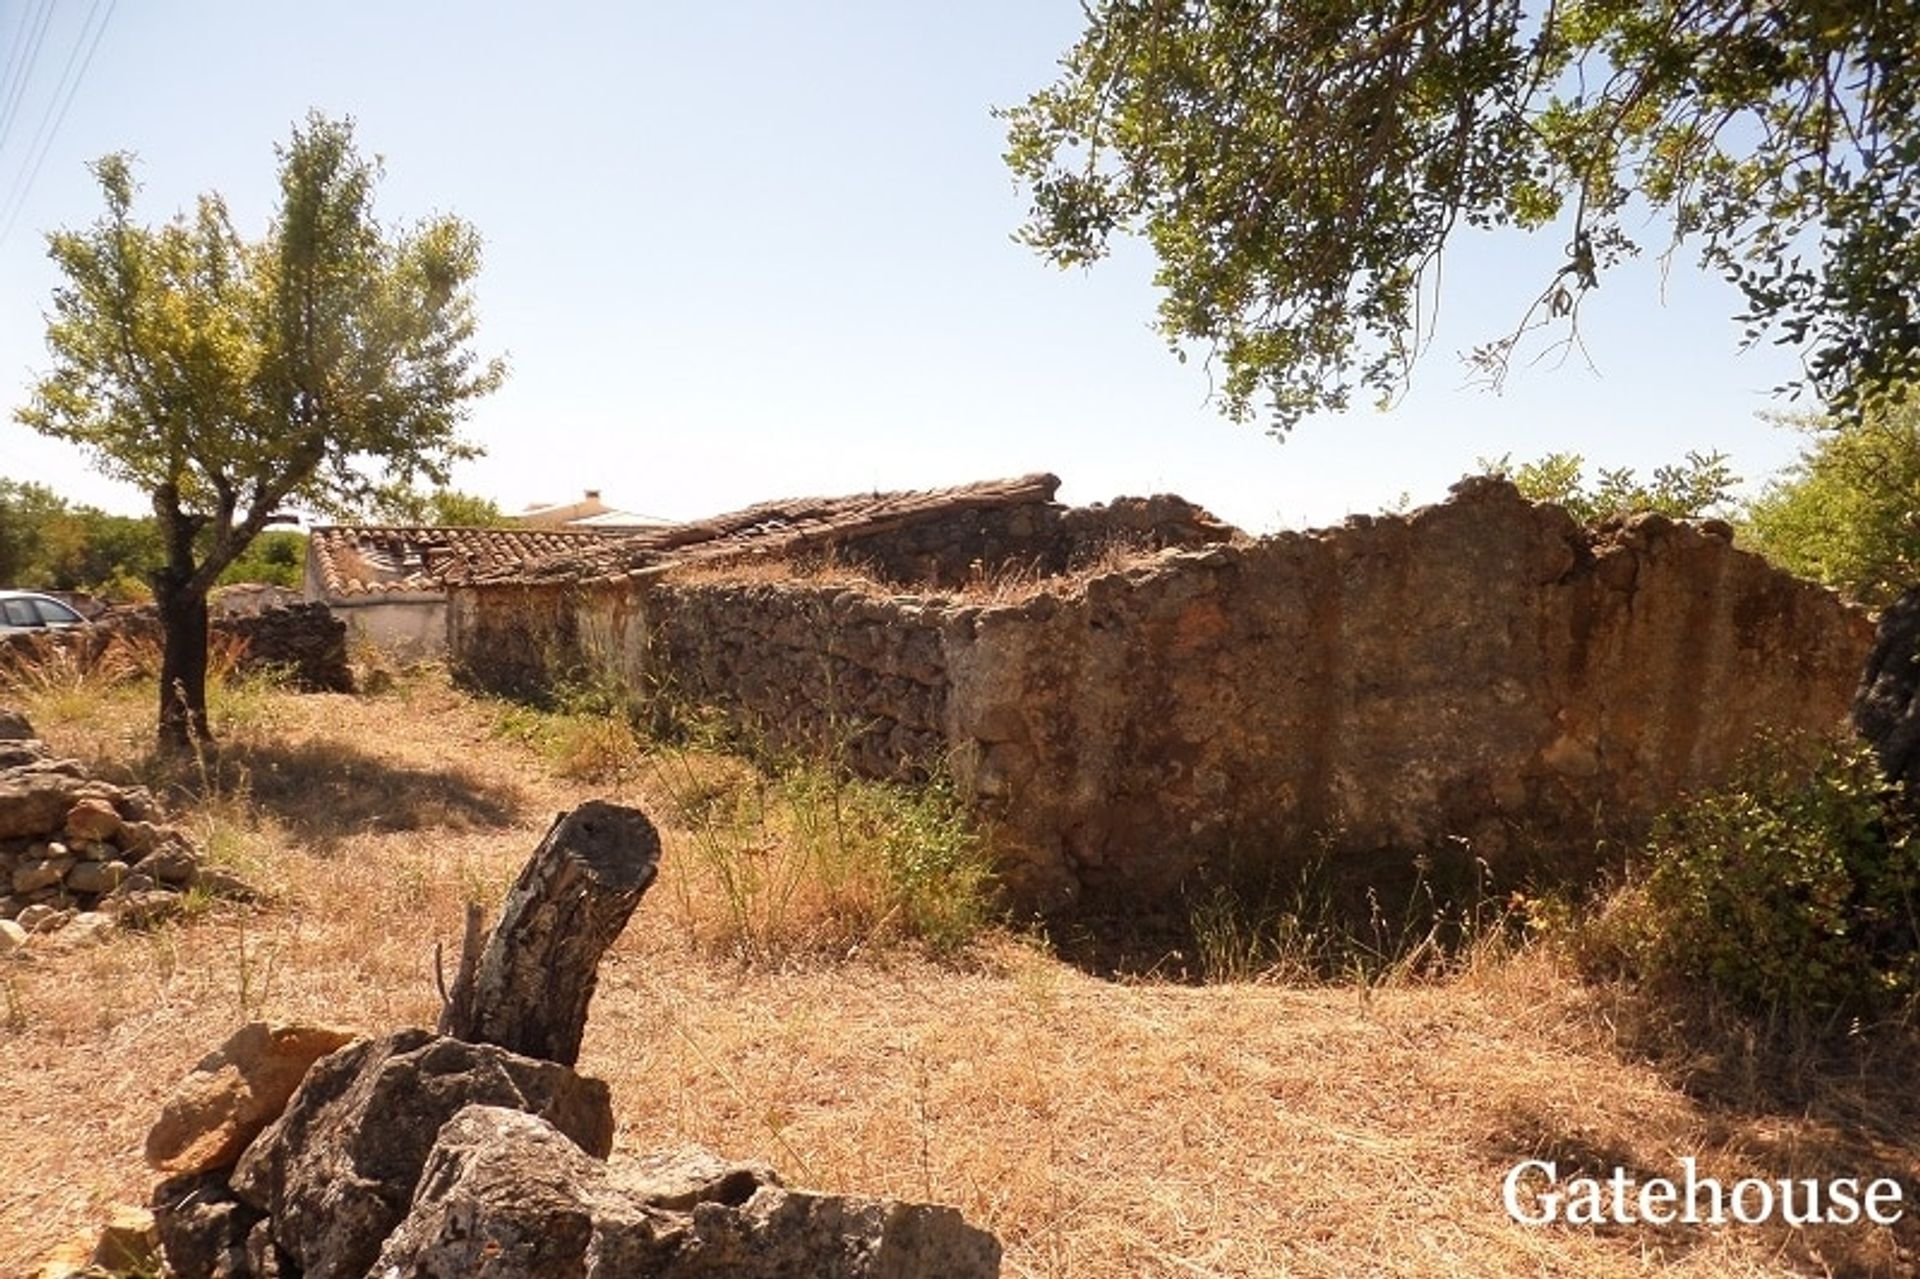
[
  {"xmin": 1480, "ymin": 448, "xmax": 1737, "ymax": 523},
  {"xmin": 1003, "ymin": 3, "xmax": 1920, "ymax": 430},
  {"xmin": 1745, "ymin": 397, "xmax": 1920, "ymax": 607},
  {"xmin": 357, "ymin": 481, "xmax": 510, "ymax": 526},
  {"xmin": 17, "ymin": 113, "xmax": 505, "ymax": 749}
]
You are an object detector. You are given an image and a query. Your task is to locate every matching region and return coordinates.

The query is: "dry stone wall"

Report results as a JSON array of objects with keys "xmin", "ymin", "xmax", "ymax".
[{"xmin": 450, "ymin": 478, "xmax": 1874, "ymax": 911}]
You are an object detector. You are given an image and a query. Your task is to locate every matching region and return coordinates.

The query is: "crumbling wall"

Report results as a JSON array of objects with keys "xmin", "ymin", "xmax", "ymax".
[
  {"xmin": 448, "ymin": 478, "xmax": 1874, "ymax": 911},
  {"xmin": 648, "ymin": 582, "xmax": 950, "ymax": 779},
  {"xmin": 941, "ymin": 478, "xmax": 1875, "ymax": 905},
  {"xmin": 0, "ymin": 603, "xmax": 352, "ymax": 693},
  {"xmin": 833, "ymin": 494, "xmax": 1234, "ymax": 589}
]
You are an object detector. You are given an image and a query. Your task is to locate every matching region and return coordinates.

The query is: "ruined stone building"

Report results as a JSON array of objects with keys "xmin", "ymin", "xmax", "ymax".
[
  {"xmin": 304, "ymin": 526, "xmax": 629, "ymax": 656},
  {"xmin": 440, "ymin": 473, "xmax": 1872, "ymax": 910}
]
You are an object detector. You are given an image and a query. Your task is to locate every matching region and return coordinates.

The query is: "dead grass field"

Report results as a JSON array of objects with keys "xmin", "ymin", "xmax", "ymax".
[{"xmin": 3, "ymin": 668, "xmax": 1918, "ymax": 1277}]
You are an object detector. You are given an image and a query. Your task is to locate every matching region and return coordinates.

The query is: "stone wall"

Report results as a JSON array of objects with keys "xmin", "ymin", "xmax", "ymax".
[
  {"xmin": 941, "ymin": 479, "xmax": 1873, "ymax": 904},
  {"xmin": 450, "ymin": 479, "xmax": 1875, "ymax": 910},
  {"xmin": 0, "ymin": 603, "xmax": 352, "ymax": 694}
]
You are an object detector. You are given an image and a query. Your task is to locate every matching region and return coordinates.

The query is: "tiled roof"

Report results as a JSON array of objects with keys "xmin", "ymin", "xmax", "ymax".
[
  {"xmin": 462, "ymin": 473, "xmax": 1064, "ymax": 586},
  {"xmin": 307, "ymin": 526, "xmax": 631, "ymax": 597}
]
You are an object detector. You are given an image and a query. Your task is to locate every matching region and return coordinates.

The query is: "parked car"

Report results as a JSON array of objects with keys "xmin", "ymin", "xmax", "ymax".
[{"xmin": 0, "ymin": 590, "xmax": 91, "ymax": 635}]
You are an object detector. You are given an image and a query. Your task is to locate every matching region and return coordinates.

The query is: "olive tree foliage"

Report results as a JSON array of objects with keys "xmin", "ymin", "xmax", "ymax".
[
  {"xmin": 16, "ymin": 113, "xmax": 505, "ymax": 748},
  {"xmin": 1745, "ymin": 397, "xmax": 1920, "ymax": 607},
  {"xmin": 1480, "ymin": 447, "xmax": 1737, "ymax": 522},
  {"xmin": 1002, "ymin": 2, "xmax": 1920, "ymax": 430}
]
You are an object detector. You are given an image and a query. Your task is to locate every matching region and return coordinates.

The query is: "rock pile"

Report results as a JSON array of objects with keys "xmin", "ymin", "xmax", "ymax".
[
  {"xmin": 116, "ymin": 801, "xmax": 1001, "ymax": 1278},
  {"xmin": 0, "ymin": 708, "xmax": 249, "ymax": 949}
]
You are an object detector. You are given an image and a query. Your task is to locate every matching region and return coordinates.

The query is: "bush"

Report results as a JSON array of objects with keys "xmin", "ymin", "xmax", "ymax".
[{"xmin": 1632, "ymin": 740, "xmax": 1920, "ymax": 1014}]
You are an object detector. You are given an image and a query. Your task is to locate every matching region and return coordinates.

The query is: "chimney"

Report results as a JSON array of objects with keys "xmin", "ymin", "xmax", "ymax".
[{"xmin": 585, "ymin": 490, "xmax": 601, "ymax": 500}]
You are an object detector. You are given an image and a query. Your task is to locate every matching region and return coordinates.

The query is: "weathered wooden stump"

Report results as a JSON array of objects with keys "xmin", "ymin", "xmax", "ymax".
[{"xmin": 438, "ymin": 801, "xmax": 660, "ymax": 1066}]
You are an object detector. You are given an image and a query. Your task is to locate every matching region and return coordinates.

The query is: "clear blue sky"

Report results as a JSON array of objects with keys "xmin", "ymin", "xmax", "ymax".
[{"xmin": 0, "ymin": 1, "xmax": 1816, "ymax": 533}]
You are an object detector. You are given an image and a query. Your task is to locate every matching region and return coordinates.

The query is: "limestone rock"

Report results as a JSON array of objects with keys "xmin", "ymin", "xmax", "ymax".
[
  {"xmin": 142, "ymin": 841, "xmax": 200, "ymax": 885},
  {"xmin": 16, "ymin": 903, "xmax": 66, "ymax": 933},
  {"xmin": 0, "ymin": 917, "xmax": 25, "ymax": 952},
  {"xmin": 152, "ymin": 1171, "xmax": 261, "ymax": 1279},
  {"xmin": 64, "ymin": 797, "xmax": 121, "ymax": 843},
  {"xmin": 54, "ymin": 911, "xmax": 113, "ymax": 947},
  {"xmin": 370, "ymin": 1105, "xmax": 1001, "ymax": 1279},
  {"xmin": 90, "ymin": 1203, "xmax": 158, "ymax": 1272},
  {"xmin": 229, "ymin": 1030, "xmax": 615, "ymax": 1279},
  {"xmin": 146, "ymin": 1021, "xmax": 361, "ymax": 1176},
  {"xmin": 0, "ymin": 706, "xmax": 32, "ymax": 740}
]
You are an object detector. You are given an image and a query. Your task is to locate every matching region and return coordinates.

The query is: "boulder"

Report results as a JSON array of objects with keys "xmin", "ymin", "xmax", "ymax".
[
  {"xmin": 146, "ymin": 1021, "xmax": 361, "ymax": 1177},
  {"xmin": 152, "ymin": 1171, "xmax": 261, "ymax": 1279},
  {"xmin": 0, "ymin": 772, "xmax": 87, "ymax": 839},
  {"xmin": 229, "ymin": 1030, "xmax": 615, "ymax": 1279},
  {"xmin": 370, "ymin": 1105, "xmax": 1002, "ymax": 1279},
  {"xmin": 0, "ymin": 918, "xmax": 25, "ymax": 952},
  {"xmin": 64, "ymin": 797, "xmax": 121, "ymax": 843},
  {"xmin": 0, "ymin": 706, "xmax": 32, "ymax": 741}
]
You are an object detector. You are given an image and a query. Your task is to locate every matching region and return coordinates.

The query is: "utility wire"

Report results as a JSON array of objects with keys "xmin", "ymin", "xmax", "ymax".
[
  {"xmin": 0, "ymin": 0, "xmax": 58, "ymax": 160},
  {"xmin": 0, "ymin": 0, "xmax": 116, "ymax": 247}
]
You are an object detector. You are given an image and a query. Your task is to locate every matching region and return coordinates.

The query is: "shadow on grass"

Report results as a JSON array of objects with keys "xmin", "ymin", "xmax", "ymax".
[
  {"xmin": 167, "ymin": 736, "xmax": 526, "ymax": 849},
  {"xmin": 1480, "ymin": 986, "xmax": 1920, "ymax": 1278}
]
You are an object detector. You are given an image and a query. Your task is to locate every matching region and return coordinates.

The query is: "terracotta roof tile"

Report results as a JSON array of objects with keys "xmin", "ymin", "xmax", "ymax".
[
  {"xmin": 462, "ymin": 473, "xmax": 1064, "ymax": 586},
  {"xmin": 307, "ymin": 526, "xmax": 631, "ymax": 596}
]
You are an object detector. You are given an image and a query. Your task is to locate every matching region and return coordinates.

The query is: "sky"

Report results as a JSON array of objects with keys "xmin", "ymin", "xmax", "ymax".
[{"xmin": 0, "ymin": 1, "xmax": 1821, "ymax": 535}]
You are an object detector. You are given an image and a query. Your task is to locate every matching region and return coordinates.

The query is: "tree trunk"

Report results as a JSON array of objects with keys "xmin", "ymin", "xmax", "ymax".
[
  {"xmin": 155, "ymin": 575, "xmax": 211, "ymax": 754},
  {"xmin": 1854, "ymin": 583, "xmax": 1920, "ymax": 792},
  {"xmin": 439, "ymin": 801, "xmax": 660, "ymax": 1065}
]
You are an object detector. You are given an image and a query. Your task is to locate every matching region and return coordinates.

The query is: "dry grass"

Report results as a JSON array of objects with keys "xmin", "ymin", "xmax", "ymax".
[{"xmin": 3, "ymin": 670, "xmax": 1919, "ymax": 1276}]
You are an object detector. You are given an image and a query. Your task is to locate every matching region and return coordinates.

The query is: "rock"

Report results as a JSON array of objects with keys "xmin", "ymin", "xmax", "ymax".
[
  {"xmin": 0, "ymin": 771, "xmax": 88, "ymax": 839},
  {"xmin": 143, "ymin": 842, "xmax": 200, "ymax": 885},
  {"xmin": 0, "ymin": 918, "xmax": 26, "ymax": 952},
  {"xmin": 229, "ymin": 1029, "xmax": 615, "ymax": 1279},
  {"xmin": 104, "ymin": 889, "xmax": 182, "ymax": 929},
  {"xmin": 91, "ymin": 1203, "xmax": 158, "ymax": 1272},
  {"xmin": 193, "ymin": 866, "xmax": 259, "ymax": 900},
  {"xmin": 12, "ymin": 855, "xmax": 74, "ymax": 895},
  {"xmin": 152, "ymin": 1171, "xmax": 261, "ymax": 1279},
  {"xmin": 369, "ymin": 1105, "xmax": 1002, "ymax": 1279},
  {"xmin": 64, "ymin": 797, "xmax": 122, "ymax": 843},
  {"xmin": 0, "ymin": 893, "xmax": 24, "ymax": 920},
  {"xmin": 0, "ymin": 740, "xmax": 48, "ymax": 768},
  {"xmin": 65, "ymin": 860, "xmax": 125, "ymax": 896},
  {"xmin": 118, "ymin": 820, "xmax": 160, "ymax": 857},
  {"xmin": 146, "ymin": 1021, "xmax": 361, "ymax": 1176},
  {"xmin": 16, "ymin": 903, "xmax": 66, "ymax": 934},
  {"xmin": 54, "ymin": 911, "xmax": 113, "ymax": 947},
  {"xmin": 0, "ymin": 706, "xmax": 32, "ymax": 740}
]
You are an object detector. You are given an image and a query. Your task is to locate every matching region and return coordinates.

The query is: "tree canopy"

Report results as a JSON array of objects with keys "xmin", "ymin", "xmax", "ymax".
[
  {"xmin": 1745, "ymin": 397, "xmax": 1920, "ymax": 607},
  {"xmin": 1003, "ymin": 2, "xmax": 1920, "ymax": 430},
  {"xmin": 16, "ymin": 112, "xmax": 505, "ymax": 747}
]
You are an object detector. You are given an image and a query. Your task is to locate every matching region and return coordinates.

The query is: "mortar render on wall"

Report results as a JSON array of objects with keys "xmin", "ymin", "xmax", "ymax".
[{"xmin": 448, "ymin": 475, "xmax": 1872, "ymax": 912}]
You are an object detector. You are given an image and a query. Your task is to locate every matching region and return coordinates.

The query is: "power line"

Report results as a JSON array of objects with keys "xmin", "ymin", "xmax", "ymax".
[
  {"xmin": 0, "ymin": 0, "xmax": 116, "ymax": 248},
  {"xmin": 0, "ymin": 0, "xmax": 58, "ymax": 160}
]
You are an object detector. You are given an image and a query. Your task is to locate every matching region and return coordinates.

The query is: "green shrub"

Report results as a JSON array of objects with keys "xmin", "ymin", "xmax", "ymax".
[{"xmin": 1635, "ymin": 740, "xmax": 1920, "ymax": 1014}]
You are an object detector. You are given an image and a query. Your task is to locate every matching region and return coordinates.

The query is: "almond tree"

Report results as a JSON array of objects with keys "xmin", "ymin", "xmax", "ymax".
[{"xmin": 17, "ymin": 113, "xmax": 505, "ymax": 750}]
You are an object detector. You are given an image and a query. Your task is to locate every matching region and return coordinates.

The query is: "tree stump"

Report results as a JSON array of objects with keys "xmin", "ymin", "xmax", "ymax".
[{"xmin": 438, "ymin": 801, "xmax": 660, "ymax": 1066}]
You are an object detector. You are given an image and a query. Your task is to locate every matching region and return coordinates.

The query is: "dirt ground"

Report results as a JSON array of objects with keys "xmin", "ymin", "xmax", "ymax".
[{"xmin": 3, "ymin": 672, "xmax": 1917, "ymax": 1277}]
